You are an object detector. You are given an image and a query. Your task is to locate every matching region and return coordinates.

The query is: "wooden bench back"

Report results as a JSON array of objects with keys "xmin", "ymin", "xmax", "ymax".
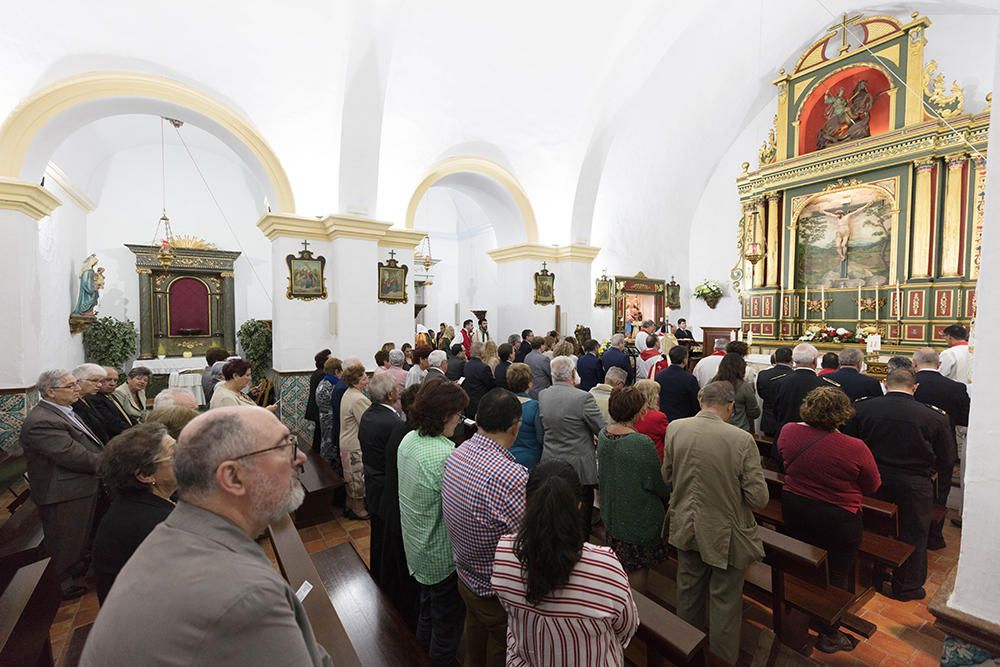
[
  {"xmin": 0, "ymin": 557, "xmax": 60, "ymax": 667},
  {"xmin": 632, "ymin": 589, "xmax": 707, "ymax": 666},
  {"xmin": 757, "ymin": 526, "xmax": 829, "ymax": 588}
]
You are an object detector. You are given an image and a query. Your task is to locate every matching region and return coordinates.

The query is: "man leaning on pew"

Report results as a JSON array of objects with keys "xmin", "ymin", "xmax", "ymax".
[
  {"xmin": 662, "ymin": 381, "xmax": 769, "ymax": 664},
  {"xmin": 82, "ymin": 407, "xmax": 332, "ymax": 667}
]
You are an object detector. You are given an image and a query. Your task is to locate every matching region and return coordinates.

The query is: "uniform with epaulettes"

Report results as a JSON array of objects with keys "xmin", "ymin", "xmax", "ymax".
[
  {"xmin": 771, "ymin": 368, "xmax": 841, "ymax": 465},
  {"xmin": 842, "ymin": 391, "xmax": 955, "ymax": 600},
  {"xmin": 755, "ymin": 363, "xmax": 791, "ymax": 437}
]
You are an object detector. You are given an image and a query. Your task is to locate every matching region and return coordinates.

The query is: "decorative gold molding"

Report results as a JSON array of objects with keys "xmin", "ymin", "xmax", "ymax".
[
  {"xmin": 0, "ymin": 71, "xmax": 295, "ymax": 212},
  {"xmin": 924, "ymin": 60, "xmax": 965, "ymax": 119},
  {"xmin": 487, "ymin": 243, "xmax": 601, "ymax": 264},
  {"xmin": 0, "ymin": 178, "xmax": 62, "ymax": 219},
  {"xmin": 378, "ymin": 228, "xmax": 427, "ymax": 249},
  {"xmin": 404, "ymin": 155, "xmax": 539, "ymax": 243},
  {"xmin": 43, "ymin": 162, "xmax": 95, "ymax": 212}
]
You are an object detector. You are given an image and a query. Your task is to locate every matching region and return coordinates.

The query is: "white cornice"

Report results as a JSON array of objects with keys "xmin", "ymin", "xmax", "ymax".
[
  {"xmin": 44, "ymin": 162, "xmax": 96, "ymax": 212},
  {"xmin": 0, "ymin": 178, "xmax": 62, "ymax": 220}
]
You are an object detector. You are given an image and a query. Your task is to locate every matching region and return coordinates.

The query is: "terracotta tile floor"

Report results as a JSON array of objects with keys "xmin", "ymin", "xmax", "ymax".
[{"xmin": 45, "ymin": 507, "xmax": 372, "ymax": 667}]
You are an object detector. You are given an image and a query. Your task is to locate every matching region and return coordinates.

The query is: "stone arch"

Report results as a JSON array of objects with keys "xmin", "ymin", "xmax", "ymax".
[
  {"xmin": 0, "ymin": 71, "xmax": 296, "ymax": 212},
  {"xmin": 404, "ymin": 156, "xmax": 538, "ymax": 243}
]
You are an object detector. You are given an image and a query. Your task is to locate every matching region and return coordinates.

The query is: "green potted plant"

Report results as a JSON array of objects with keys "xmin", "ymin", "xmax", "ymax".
[
  {"xmin": 82, "ymin": 317, "xmax": 138, "ymax": 369},
  {"xmin": 693, "ymin": 280, "xmax": 724, "ymax": 309},
  {"xmin": 237, "ymin": 319, "xmax": 273, "ymax": 383}
]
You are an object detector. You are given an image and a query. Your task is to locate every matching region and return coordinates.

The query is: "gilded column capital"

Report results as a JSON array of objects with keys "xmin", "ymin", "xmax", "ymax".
[
  {"xmin": 913, "ymin": 157, "xmax": 936, "ymax": 170},
  {"xmin": 765, "ymin": 192, "xmax": 782, "ymax": 202},
  {"xmin": 945, "ymin": 153, "xmax": 969, "ymax": 169}
]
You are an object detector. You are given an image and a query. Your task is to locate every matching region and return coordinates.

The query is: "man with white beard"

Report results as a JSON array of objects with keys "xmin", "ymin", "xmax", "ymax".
[{"xmin": 82, "ymin": 407, "xmax": 330, "ymax": 667}]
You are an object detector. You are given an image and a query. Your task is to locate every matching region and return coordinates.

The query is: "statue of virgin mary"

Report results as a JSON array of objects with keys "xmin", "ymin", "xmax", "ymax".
[{"xmin": 72, "ymin": 254, "xmax": 101, "ymax": 316}]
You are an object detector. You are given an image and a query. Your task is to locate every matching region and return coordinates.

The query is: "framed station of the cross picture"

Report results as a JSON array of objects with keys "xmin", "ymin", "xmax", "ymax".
[
  {"xmin": 286, "ymin": 246, "xmax": 327, "ymax": 301},
  {"xmin": 378, "ymin": 254, "xmax": 409, "ymax": 304},
  {"xmin": 534, "ymin": 265, "xmax": 555, "ymax": 305}
]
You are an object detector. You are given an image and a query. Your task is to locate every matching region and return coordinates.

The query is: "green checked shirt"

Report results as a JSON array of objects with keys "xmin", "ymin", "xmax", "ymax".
[{"xmin": 397, "ymin": 430, "xmax": 455, "ymax": 586}]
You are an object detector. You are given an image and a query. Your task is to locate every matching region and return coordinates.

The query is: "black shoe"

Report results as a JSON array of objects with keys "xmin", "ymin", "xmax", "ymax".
[
  {"xmin": 891, "ymin": 587, "xmax": 926, "ymax": 602},
  {"xmin": 951, "ymin": 517, "xmax": 963, "ymax": 528},
  {"xmin": 815, "ymin": 631, "xmax": 858, "ymax": 653},
  {"xmin": 61, "ymin": 585, "xmax": 88, "ymax": 601},
  {"xmin": 927, "ymin": 538, "xmax": 947, "ymax": 551},
  {"xmin": 344, "ymin": 509, "xmax": 370, "ymax": 521}
]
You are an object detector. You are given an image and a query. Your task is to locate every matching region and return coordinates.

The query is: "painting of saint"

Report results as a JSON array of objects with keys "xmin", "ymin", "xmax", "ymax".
[
  {"xmin": 378, "ymin": 261, "xmax": 408, "ymax": 303},
  {"xmin": 794, "ymin": 181, "xmax": 895, "ymax": 289},
  {"xmin": 286, "ymin": 251, "xmax": 327, "ymax": 301}
]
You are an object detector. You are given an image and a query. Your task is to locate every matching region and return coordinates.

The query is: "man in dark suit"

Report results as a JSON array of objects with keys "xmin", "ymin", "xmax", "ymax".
[
  {"xmin": 494, "ymin": 343, "xmax": 513, "ymax": 390},
  {"xmin": 674, "ymin": 318, "xmax": 695, "ymax": 340},
  {"xmin": 601, "ymin": 333, "xmax": 634, "ymax": 385},
  {"xmin": 825, "ymin": 348, "xmax": 883, "ymax": 402},
  {"xmin": 71, "ymin": 363, "xmax": 112, "ymax": 444},
  {"xmin": 425, "ymin": 350, "xmax": 449, "ymax": 382},
  {"xmin": 843, "ymin": 369, "xmax": 954, "ymax": 601},
  {"xmin": 576, "ymin": 339, "xmax": 605, "ymax": 392},
  {"xmin": 756, "ymin": 347, "xmax": 792, "ymax": 437},
  {"xmin": 655, "ymin": 345, "xmax": 700, "ymax": 421},
  {"xmin": 305, "ymin": 349, "xmax": 331, "ymax": 451},
  {"xmin": 359, "ymin": 373, "xmax": 404, "ymax": 584},
  {"xmin": 446, "ymin": 343, "xmax": 467, "ymax": 380},
  {"xmin": 462, "ymin": 342, "xmax": 496, "ymax": 418},
  {"xmin": 913, "ymin": 348, "xmax": 968, "ymax": 549},
  {"xmin": 20, "ymin": 369, "xmax": 104, "ymax": 599},
  {"xmin": 515, "ymin": 329, "xmax": 533, "ymax": 363},
  {"xmin": 772, "ymin": 343, "xmax": 840, "ymax": 465},
  {"xmin": 91, "ymin": 366, "xmax": 134, "ymax": 439}
]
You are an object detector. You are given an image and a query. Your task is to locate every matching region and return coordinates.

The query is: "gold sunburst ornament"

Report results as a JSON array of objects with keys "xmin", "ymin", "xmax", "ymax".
[{"xmin": 170, "ymin": 235, "xmax": 217, "ymax": 250}]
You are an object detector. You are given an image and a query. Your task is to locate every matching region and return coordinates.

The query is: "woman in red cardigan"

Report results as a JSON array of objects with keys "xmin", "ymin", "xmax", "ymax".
[
  {"xmin": 633, "ymin": 379, "xmax": 668, "ymax": 463},
  {"xmin": 777, "ymin": 386, "xmax": 881, "ymax": 653}
]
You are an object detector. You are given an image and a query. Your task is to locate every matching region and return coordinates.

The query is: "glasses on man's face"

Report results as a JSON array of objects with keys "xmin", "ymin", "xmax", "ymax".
[
  {"xmin": 230, "ymin": 432, "xmax": 299, "ymax": 465},
  {"xmin": 53, "ymin": 381, "xmax": 80, "ymax": 390}
]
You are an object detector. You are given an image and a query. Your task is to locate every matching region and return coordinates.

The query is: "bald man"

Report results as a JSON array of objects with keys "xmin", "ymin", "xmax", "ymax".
[{"xmin": 82, "ymin": 407, "xmax": 331, "ymax": 667}]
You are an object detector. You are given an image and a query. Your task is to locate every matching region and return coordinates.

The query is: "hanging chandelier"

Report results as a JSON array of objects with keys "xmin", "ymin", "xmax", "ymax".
[
  {"xmin": 743, "ymin": 202, "xmax": 765, "ymax": 265},
  {"xmin": 152, "ymin": 117, "xmax": 184, "ymax": 269},
  {"xmin": 414, "ymin": 235, "xmax": 438, "ymax": 285}
]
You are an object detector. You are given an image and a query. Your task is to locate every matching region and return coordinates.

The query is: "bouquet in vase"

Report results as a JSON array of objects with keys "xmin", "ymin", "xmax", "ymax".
[{"xmin": 799, "ymin": 325, "xmax": 878, "ymax": 344}]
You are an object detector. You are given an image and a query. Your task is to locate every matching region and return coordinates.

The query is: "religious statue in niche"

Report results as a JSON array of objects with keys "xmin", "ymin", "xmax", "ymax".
[
  {"xmin": 533, "ymin": 263, "xmax": 555, "ymax": 305},
  {"xmin": 286, "ymin": 240, "xmax": 327, "ymax": 301},
  {"xmin": 816, "ymin": 80, "xmax": 874, "ymax": 149},
  {"xmin": 378, "ymin": 251, "xmax": 409, "ymax": 304},
  {"xmin": 69, "ymin": 254, "xmax": 106, "ymax": 333},
  {"xmin": 794, "ymin": 180, "xmax": 895, "ymax": 288}
]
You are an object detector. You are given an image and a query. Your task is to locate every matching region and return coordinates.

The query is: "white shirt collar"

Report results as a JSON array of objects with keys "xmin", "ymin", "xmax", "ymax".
[{"xmin": 41, "ymin": 398, "xmax": 75, "ymax": 416}]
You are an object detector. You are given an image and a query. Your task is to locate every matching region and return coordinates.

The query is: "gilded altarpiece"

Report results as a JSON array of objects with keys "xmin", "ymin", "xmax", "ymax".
[
  {"xmin": 736, "ymin": 12, "xmax": 988, "ymax": 347},
  {"xmin": 126, "ymin": 244, "xmax": 241, "ymax": 359}
]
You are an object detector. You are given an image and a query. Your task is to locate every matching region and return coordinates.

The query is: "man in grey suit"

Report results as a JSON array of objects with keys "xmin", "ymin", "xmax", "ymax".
[
  {"xmin": 20, "ymin": 369, "xmax": 105, "ymax": 599},
  {"xmin": 538, "ymin": 356, "xmax": 607, "ymax": 539},
  {"xmin": 524, "ymin": 337, "xmax": 552, "ymax": 398},
  {"xmin": 82, "ymin": 407, "xmax": 331, "ymax": 666}
]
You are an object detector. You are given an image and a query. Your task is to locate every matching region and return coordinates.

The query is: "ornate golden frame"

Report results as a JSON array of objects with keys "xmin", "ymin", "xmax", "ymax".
[
  {"xmin": 285, "ymin": 246, "xmax": 328, "ymax": 302},
  {"xmin": 534, "ymin": 264, "xmax": 555, "ymax": 305}
]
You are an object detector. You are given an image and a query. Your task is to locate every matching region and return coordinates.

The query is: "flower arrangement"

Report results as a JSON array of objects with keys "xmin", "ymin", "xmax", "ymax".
[
  {"xmin": 798, "ymin": 325, "xmax": 879, "ymax": 344},
  {"xmin": 692, "ymin": 280, "xmax": 724, "ymax": 300}
]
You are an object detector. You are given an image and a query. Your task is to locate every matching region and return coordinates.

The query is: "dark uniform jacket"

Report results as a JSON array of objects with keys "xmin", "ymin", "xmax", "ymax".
[
  {"xmin": 601, "ymin": 347, "xmax": 634, "ymax": 385},
  {"xmin": 675, "ymin": 328, "xmax": 694, "ymax": 340},
  {"xmin": 73, "ymin": 397, "xmax": 111, "ymax": 445},
  {"xmin": 89, "ymin": 393, "xmax": 134, "ymax": 440},
  {"xmin": 914, "ymin": 370, "xmax": 970, "ymax": 430},
  {"xmin": 655, "ymin": 364, "xmax": 701, "ymax": 422},
  {"xmin": 494, "ymin": 360, "xmax": 511, "ymax": 391},
  {"xmin": 358, "ymin": 404, "xmax": 403, "ymax": 521},
  {"xmin": 462, "ymin": 357, "xmax": 496, "ymax": 418},
  {"xmin": 772, "ymin": 368, "xmax": 839, "ymax": 463},
  {"xmin": 755, "ymin": 363, "xmax": 791, "ymax": 436},
  {"xmin": 514, "ymin": 340, "xmax": 531, "ymax": 363},
  {"xmin": 824, "ymin": 367, "xmax": 883, "ymax": 402},
  {"xmin": 576, "ymin": 353, "xmax": 604, "ymax": 392},
  {"xmin": 842, "ymin": 392, "xmax": 955, "ymax": 477}
]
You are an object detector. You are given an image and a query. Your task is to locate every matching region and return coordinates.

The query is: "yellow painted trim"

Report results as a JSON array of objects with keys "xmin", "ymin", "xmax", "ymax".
[
  {"xmin": 325, "ymin": 214, "xmax": 393, "ymax": 241},
  {"xmin": 256, "ymin": 213, "xmax": 328, "ymax": 241},
  {"xmin": 404, "ymin": 156, "xmax": 539, "ymax": 243},
  {"xmin": 0, "ymin": 178, "xmax": 62, "ymax": 220},
  {"xmin": 379, "ymin": 228, "xmax": 428, "ymax": 249},
  {"xmin": 0, "ymin": 71, "xmax": 296, "ymax": 213},
  {"xmin": 487, "ymin": 243, "xmax": 600, "ymax": 264}
]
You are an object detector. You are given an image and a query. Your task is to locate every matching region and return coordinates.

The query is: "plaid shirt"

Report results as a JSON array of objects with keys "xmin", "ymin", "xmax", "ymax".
[
  {"xmin": 441, "ymin": 433, "xmax": 528, "ymax": 597},
  {"xmin": 398, "ymin": 430, "xmax": 456, "ymax": 586}
]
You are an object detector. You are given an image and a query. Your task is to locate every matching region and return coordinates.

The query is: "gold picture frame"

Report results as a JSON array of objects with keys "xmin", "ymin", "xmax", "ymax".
[
  {"xmin": 378, "ymin": 251, "xmax": 409, "ymax": 304},
  {"xmin": 534, "ymin": 263, "xmax": 555, "ymax": 305},
  {"xmin": 594, "ymin": 274, "xmax": 613, "ymax": 307},
  {"xmin": 286, "ymin": 242, "xmax": 327, "ymax": 301}
]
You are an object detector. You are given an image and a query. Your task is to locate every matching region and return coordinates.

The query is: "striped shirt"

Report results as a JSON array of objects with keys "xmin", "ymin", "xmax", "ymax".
[
  {"xmin": 397, "ymin": 430, "xmax": 455, "ymax": 586},
  {"xmin": 441, "ymin": 433, "xmax": 528, "ymax": 597},
  {"xmin": 491, "ymin": 535, "xmax": 638, "ymax": 667}
]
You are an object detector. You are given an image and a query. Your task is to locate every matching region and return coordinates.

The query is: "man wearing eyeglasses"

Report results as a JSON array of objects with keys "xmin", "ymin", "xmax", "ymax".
[
  {"xmin": 82, "ymin": 406, "xmax": 332, "ymax": 667},
  {"xmin": 20, "ymin": 369, "xmax": 105, "ymax": 600}
]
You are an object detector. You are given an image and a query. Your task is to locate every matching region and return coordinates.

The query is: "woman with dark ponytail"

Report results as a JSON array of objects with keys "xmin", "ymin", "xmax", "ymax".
[{"xmin": 491, "ymin": 461, "xmax": 638, "ymax": 664}]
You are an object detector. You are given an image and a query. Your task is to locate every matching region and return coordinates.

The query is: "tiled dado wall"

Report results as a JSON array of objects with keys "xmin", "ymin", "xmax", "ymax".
[
  {"xmin": 275, "ymin": 372, "xmax": 313, "ymax": 442},
  {"xmin": 0, "ymin": 388, "xmax": 38, "ymax": 454}
]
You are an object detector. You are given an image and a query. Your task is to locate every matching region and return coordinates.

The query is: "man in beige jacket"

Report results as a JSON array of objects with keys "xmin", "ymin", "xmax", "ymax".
[{"xmin": 662, "ymin": 381, "xmax": 769, "ymax": 664}]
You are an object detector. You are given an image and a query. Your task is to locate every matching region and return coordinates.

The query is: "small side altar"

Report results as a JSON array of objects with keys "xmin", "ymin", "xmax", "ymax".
[{"xmin": 735, "ymin": 12, "xmax": 983, "ymax": 349}]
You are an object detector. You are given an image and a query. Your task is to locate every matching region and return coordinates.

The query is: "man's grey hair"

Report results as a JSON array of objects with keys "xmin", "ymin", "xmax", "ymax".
[
  {"xmin": 72, "ymin": 363, "xmax": 107, "ymax": 380},
  {"xmin": 887, "ymin": 355, "xmax": 913, "ymax": 372},
  {"xmin": 470, "ymin": 341, "xmax": 485, "ymax": 358},
  {"xmin": 838, "ymin": 348, "xmax": 863, "ymax": 368},
  {"xmin": 551, "ymin": 355, "xmax": 576, "ymax": 383},
  {"xmin": 368, "ymin": 372, "xmax": 397, "ymax": 403},
  {"xmin": 173, "ymin": 411, "xmax": 257, "ymax": 500},
  {"xmin": 605, "ymin": 367, "xmax": 628, "ymax": 387},
  {"xmin": 508, "ymin": 334, "xmax": 521, "ymax": 346},
  {"xmin": 913, "ymin": 348, "xmax": 940, "ymax": 368},
  {"xmin": 610, "ymin": 333, "xmax": 625, "ymax": 347},
  {"xmin": 37, "ymin": 369, "xmax": 70, "ymax": 394},
  {"xmin": 388, "ymin": 349, "xmax": 405, "ymax": 367},
  {"xmin": 714, "ymin": 338, "xmax": 728, "ymax": 351},
  {"xmin": 343, "ymin": 357, "xmax": 364, "ymax": 370},
  {"xmin": 792, "ymin": 343, "xmax": 819, "ymax": 367},
  {"xmin": 153, "ymin": 387, "xmax": 196, "ymax": 409},
  {"xmin": 428, "ymin": 349, "xmax": 447, "ymax": 368},
  {"xmin": 642, "ymin": 320, "xmax": 655, "ymax": 329},
  {"xmin": 699, "ymin": 380, "xmax": 736, "ymax": 406}
]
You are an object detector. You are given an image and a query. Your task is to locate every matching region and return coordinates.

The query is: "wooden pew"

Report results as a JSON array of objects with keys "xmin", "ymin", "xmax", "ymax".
[
  {"xmin": 0, "ymin": 500, "xmax": 45, "ymax": 591},
  {"xmin": 0, "ymin": 557, "xmax": 61, "ymax": 667},
  {"xmin": 292, "ymin": 444, "xmax": 344, "ymax": 528},
  {"xmin": 311, "ymin": 544, "xmax": 432, "ymax": 666},
  {"xmin": 632, "ymin": 589, "xmax": 709, "ymax": 666},
  {"xmin": 266, "ymin": 514, "xmax": 362, "ymax": 666}
]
